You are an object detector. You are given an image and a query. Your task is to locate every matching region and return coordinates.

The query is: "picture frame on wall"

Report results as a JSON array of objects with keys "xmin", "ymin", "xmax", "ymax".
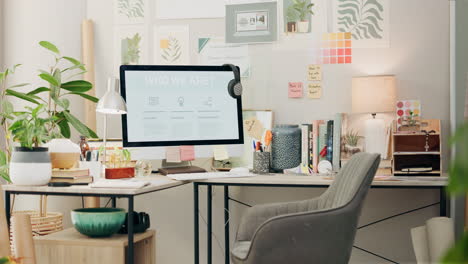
[{"xmin": 226, "ymin": 2, "xmax": 278, "ymax": 44}]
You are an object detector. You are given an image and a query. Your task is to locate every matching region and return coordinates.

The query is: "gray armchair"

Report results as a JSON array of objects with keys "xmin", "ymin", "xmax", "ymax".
[{"xmin": 231, "ymin": 152, "xmax": 381, "ymax": 264}]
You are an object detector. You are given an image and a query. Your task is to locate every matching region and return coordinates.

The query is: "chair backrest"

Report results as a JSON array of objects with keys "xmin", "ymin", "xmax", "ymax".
[{"xmin": 316, "ymin": 152, "xmax": 380, "ymax": 210}]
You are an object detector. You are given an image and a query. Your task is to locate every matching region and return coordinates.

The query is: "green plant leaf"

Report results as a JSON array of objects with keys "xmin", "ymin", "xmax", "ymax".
[
  {"xmin": 62, "ymin": 56, "xmax": 86, "ymax": 71},
  {"xmin": 0, "ymin": 151, "xmax": 7, "ymax": 166},
  {"xmin": 0, "ymin": 171, "xmax": 11, "ymax": 183},
  {"xmin": 70, "ymin": 92, "xmax": 99, "ymax": 103},
  {"xmin": 63, "ymin": 111, "xmax": 98, "ymax": 138},
  {"xmin": 61, "ymin": 80, "xmax": 92, "ymax": 92},
  {"xmin": 27, "ymin": 87, "xmax": 51, "ymax": 95},
  {"xmin": 57, "ymin": 118, "xmax": 71, "ymax": 138},
  {"xmin": 441, "ymin": 232, "xmax": 468, "ymax": 263},
  {"xmin": 39, "ymin": 41, "xmax": 60, "ymax": 54},
  {"xmin": 39, "ymin": 73, "xmax": 60, "ymax": 87},
  {"xmin": 54, "ymin": 98, "xmax": 70, "ymax": 110},
  {"xmin": 8, "ymin": 83, "xmax": 29, "ymax": 89},
  {"xmin": 6, "ymin": 89, "xmax": 40, "ymax": 104},
  {"xmin": 1, "ymin": 100, "xmax": 14, "ymax": 115}
]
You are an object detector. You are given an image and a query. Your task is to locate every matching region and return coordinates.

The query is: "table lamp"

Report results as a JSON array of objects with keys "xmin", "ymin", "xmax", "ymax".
[
  {"xmin": 96, "ymin": 77, "xmax": 127, "ymax": 164},
  {"xmin": 352, "ymin": 75, "xmax": 396, "ymax": 158}
]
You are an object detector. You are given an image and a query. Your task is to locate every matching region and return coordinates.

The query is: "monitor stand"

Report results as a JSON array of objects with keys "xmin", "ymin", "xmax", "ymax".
[{"xmin": 159, "ymin": 160, "xmax": 206, "ymax": 175}]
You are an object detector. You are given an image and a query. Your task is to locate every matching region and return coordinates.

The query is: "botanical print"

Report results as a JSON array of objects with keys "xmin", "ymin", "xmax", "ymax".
[
  {"xmin": 333, "ymin": 0, "xmax": 390, "ymax": 48},
  {"xmin": 154, "ymin": 26, "xmax": 190, "ymax": 65},
  {"xmin": 114, "ymin": 0, "xmax": 147, "ymax": 24},
  {"xmin": 114, "ymin": 27, "xmax": 148, "ymax": 74},
  {"xmin": 121, "ymin": 33, "xmax": 141, "ymax": 65}
]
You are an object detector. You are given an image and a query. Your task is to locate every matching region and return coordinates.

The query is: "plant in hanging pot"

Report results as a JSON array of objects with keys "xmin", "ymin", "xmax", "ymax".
[
  {"xmin": 292, "ymin": 0, "xmax": 314, "ymax": 33},
  {"xmin": 9, "ymin": 104, "xmax": 54, "ymax": 185},
  {"xmin": 0, "ymin": 41, "xmax": 99, "ymax": 184}
]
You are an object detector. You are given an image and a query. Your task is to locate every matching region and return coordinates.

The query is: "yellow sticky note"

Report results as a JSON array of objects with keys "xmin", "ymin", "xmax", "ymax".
[
  {"xmin": 166, "ymin": 146, "xmax": 181, "ymax": 163},
  {"xmin": 213, "ymin": 145, "xmax": 229, "ymax": 161},
  {"xmin": 308, "ymin": 65, "xmax": 322, "ymax": 81},
  {"xmin": 308, "ymin": 83, "xmax": 322, "ymax": 99},
  {"xmin": 244, "ymin": 117, "xmax": 265, "ymax": 140},
  {"xmin": 160, "ymin": 39, "xmax": 169, "ymax": 49}
]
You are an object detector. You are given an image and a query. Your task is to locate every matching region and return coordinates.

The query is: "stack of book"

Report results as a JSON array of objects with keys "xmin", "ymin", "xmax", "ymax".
[
  {"xmin": 301, "ymin": 113, "xmax": 344, "ymax": 174},
  {"xmin": 50, "ymin": 168, "xmax": 92, "ymax": 184}
]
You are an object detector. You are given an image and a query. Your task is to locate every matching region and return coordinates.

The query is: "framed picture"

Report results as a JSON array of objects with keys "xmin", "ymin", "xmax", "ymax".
[{"xmin": 226, "ymin": 2, "xmax": 278, "ymax": 44}]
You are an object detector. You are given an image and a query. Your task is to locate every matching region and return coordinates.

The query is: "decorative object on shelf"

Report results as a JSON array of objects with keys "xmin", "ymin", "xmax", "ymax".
[
  {"xmin": 392, "ymin": 119, "xmax": 441, "ymax": 176},
  {"xmin": 396, "ymin": 100, "xmax": 421, "ymax": 131},
  {"xmin": 71, "ymin": 208, "xmax": 126, "ymax": 237},
  {"xmin": 291, "ymin": 0, "xmax": 314, "ymax": 33},
  {"xmin": 317, "ymin": 160, "xmax": 333, "ymax": 174},
  {"xmin": 352, "ymin": 75, "xmax": 396, "ymax": 158},
  {"xmin": 46, "ymin": 139, "xmax": 81, "ymax": 169},
  {"xmin": 342, "ymin": 129, "xmax": 363, "ymax": 158},
  {"xmin": 271, "ymin": 124, "xmax": 301, "ymax": 171},
  {"xmin": 253, "ymin": 152, "xmax": 270, "ymax": 174},
  {"xmin": 0, "ymin": 41, "xmax": 98, "ymax": 183},
  {"xmin": 399, "ymin": 110, "xmax": 421, "ymax": 132},
  {"xmin": 104, "ymin": 148, "xmax": 135, "ymax": 179},
  {"xmin": 96, "ymin": 77, "xmax": 128, "ymax": 166},
  {"xmin": 79, "ymin": 136, "xmax": 90, "ymax": 160}
]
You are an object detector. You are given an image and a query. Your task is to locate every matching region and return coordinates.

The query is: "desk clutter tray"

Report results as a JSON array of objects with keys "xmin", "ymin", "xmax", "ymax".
[{"xmin": 392, "ymin": 119, "xmax": 442, "ymax": 176}]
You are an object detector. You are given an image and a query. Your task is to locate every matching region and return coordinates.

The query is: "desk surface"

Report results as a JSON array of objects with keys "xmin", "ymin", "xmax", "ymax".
[
  {"xmin": 2, "ymin": 174, "xmax": 447, "ymax": 195},
  {"xmin": 2, "ymin": 176, "xmax": 186, "ymax": 196},
  {"xmin": 194, "ymin": 174, "xmax": 448, "ymax": 187}
]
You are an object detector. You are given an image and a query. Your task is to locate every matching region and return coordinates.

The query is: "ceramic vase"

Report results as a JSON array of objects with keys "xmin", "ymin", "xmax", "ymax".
[
  {"xmin": 46, "ymin": 139, "xmax": 81, "ymax": 169},
  {"xmin": 271, "ymin": 125, "xmax": 301, "ymax": 171},
  {"xmin": 297, "ymin": 21, "xmax": 309, "ymax": 33},
  {"xmin": 10, "ymin": 147, "xmax": 52, "ymax": 186}
]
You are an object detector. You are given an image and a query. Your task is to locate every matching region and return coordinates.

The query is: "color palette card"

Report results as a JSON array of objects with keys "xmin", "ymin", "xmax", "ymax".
[
  {"xmin": 319, "ymin": 32, "xmax": 352, "ymax": 65},
  {"xmin": 396, "ymin": 100, "xmax": 421, "ymax": 129}
]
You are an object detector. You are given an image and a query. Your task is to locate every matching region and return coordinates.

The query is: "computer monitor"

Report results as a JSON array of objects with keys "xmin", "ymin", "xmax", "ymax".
[{"xmin": 120, "ymin": 65, "xmax": 244, "ymax": 162}]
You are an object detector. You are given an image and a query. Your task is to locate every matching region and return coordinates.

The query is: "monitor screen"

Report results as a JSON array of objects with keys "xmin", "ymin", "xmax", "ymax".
[{"xmin": 120, "ymin": 65, "xmax": 244, "ymax": 147}]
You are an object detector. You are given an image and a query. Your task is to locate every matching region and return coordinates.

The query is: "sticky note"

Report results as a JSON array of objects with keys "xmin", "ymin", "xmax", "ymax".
[
  {"xmin": 308, "ymin": 83, "xmax": 322, "ymax": 99},
  {"xmin": 308, "ymin": 65, "xmax": 322, "ymax": 81},
  {"xmin": 288, "ymin": 82, "xmax": 303, "ymax": 98},
  {"xmin": 166, "ymin": 146, "xmax": 181, "ymax": 163},
  {"xmin": 213, "ymin": 145, "xmax": 229, "ymax": 161},
  {"xmin": 244, "ymin": 117, "xmax": 264, "ymax": 140},
  {"xmin": 180, "ymin": 145, "xmax": 195, "ymax": 161}
]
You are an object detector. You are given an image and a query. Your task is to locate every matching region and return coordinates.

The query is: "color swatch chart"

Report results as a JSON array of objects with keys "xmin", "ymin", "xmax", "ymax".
[{"xmin": 319, "ymin": 32, "xmax": 352, "ymax": 64}]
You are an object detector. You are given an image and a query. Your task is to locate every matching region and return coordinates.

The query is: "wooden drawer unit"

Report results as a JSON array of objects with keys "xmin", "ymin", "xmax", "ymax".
[{"xmin": 34, "ymin": 228, "xmax": 156, "ymax": 264}]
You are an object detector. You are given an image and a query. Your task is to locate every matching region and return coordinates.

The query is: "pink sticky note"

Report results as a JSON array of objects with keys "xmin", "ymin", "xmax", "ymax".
[
  {"xmin": 288, "ymin": 82, "xmax": 303, "ymax": 98},
  {"xmin": 180, "ymin": 145, "xmax": 195, "ymax": 161}
]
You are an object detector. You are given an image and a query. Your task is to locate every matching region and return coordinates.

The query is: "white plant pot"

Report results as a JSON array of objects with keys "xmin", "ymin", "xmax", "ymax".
[
  {"xmin": 297, "ymin": 21, "xmax": 309, "ymax": 33},
  {"xmin": 9, "ymin": 147, "xmax": 52, "ymax": 186}
]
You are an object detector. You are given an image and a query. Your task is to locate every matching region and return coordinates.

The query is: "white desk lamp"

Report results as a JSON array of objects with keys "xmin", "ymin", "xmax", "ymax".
[
  {"xmin": 96, "ymin": 77, "xmax": 127, "ymax": 164},
  {"xmin": 352, "ymin": 75, "xmax": 396, "ymax": 158}
]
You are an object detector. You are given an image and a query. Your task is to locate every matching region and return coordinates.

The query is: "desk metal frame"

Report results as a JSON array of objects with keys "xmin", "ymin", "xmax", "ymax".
[
  {"xmin": 4, "ymin": 187, "xmax": 175, "ymax": 264},
  {"xmin": 193, "ymin": 182, "xmax": 447, "ymax": 264}
]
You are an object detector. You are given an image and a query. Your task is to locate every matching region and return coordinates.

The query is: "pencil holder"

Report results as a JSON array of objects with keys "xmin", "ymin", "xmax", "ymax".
[{"xmin": 253, "ymin": 152, "xmax": 270, "ymax": 174}]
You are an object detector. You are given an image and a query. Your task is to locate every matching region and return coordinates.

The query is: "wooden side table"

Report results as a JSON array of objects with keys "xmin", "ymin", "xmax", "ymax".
[{"xmin": 34, "ymin": 228, "xmax": 156, "ymax": 264}]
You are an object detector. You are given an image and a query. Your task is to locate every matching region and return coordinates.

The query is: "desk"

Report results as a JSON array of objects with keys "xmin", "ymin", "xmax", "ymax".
[
  {"xmin": 2, "ymin": 176, "xmax": 186, "ymax": 264},
  {"xmin": 192, "ymin": 175, "xmax": 448, "ymax": 264}
]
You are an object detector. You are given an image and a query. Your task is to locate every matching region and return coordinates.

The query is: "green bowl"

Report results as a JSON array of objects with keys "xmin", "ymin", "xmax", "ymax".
[{"xmin": 71, "ymin": 208, "xmax": 126, "ymax": 237}]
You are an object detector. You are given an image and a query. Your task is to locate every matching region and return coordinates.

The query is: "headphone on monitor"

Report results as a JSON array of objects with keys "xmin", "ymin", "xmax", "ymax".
[{"xmin": 223, "ymin": 64, "xmax": 242, "ymax": 99}]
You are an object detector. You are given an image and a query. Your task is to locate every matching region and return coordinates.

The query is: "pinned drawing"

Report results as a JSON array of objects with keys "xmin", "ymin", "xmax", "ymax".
[
  {"xmin": 121, "ymin": 33, "xmax": 142, "ymax": 65},
  {"xmin": 154, "ymin": 26, "xmax": 190, "ymax": 65},
  {"xmin": 114, "ymin": 27, "xmax": 148, "ymax": 74},
  {"xmin": 333, "ymin": 0, "xmax": 389, "ymax": 48},
  {"xmin": 115, "ymin": 0, "xmax": 147, "ymax": 24}
]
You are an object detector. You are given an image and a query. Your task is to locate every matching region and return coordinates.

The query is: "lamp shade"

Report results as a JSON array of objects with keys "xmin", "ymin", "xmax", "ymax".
[
  {"xmin": 96, "ymin": 77, "xmax": 127, "ymax": 115},
  {"xmin": 352, "ymin": 75, "xmax": 397, "ymax": 114}
]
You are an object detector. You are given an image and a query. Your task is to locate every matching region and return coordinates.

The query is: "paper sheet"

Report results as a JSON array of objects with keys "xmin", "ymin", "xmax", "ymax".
[
  {"xmin": 213, "ymin": 145, "xmax": 229, "ymax": 161},
  {"xmin": 166, "ymin": 146, "xmax": 181, "ymax": 163},
  {"xmin": 113, "ymin": 26, "xmax": 148, "ymax": 75},
  {"xmin": 244, "ymin": 117, "xmax": 264, "ymax": 140},
  {"xmin": 154, "ymin": 25, "xmax": 190, "ymax": 65},
  {"xmin": 180, "ymin": 145, "xmax": 195, "ymax": 161},
  {"xmin": 114, "ymin": 0, "xmax": 148, "ymax": 24},
  {"xmin": 288, "ymin": 82, "xmax": 303, "ymax": 98}
]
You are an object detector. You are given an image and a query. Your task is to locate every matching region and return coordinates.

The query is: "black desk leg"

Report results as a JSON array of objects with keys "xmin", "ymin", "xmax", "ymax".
[
  {"xmin": 440, "ymin": 188, "xmax": 447, "ymax": 217},
  {"xmin": 112, "ymin": 197, "xmax": 117, "ymax": 208},
  {"xmin": 207, "ymin": 185, "xmax": 212, "ymax": 264},
  {"xmin": 224, "ymin": 186, "xmax": 230, "ymax": 264},
  {"xmin": 127, "ymin": 196, "xmax": 134, "ymax": 264},
  {"xmin": 194, "ymin": 183, "xmax": 199, "ymax": 264},
  {"xmin": 5, "ymin": 191, "xmax": 10, "ymax": 227}
]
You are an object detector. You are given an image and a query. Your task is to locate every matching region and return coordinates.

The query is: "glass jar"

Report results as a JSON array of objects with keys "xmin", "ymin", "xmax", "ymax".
[{"xmin": 271, "ymin": 124, "xmax": 301, "ymax": 171}]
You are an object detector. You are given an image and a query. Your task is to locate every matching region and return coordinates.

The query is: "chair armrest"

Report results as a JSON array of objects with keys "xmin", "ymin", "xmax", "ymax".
[
  {"xmin": 240, "ymin": 204, "xmax": 360, "ymax": 264},
  {"xmin": 235, "ymin": 197, "xmax": 320, "ymax": 242}
]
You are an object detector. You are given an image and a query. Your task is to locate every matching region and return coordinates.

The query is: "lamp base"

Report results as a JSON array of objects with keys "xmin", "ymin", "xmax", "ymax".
[{"xmin": 364, "ymin": 117, "xmax": 387, "ymax": 158}]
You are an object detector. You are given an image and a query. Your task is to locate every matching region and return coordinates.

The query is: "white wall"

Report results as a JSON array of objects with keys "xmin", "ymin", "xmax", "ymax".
[
  {"xmin": 2, "ymin": 0, "xmax": 87, "ymax": 227},
  {"xmin": 87, "ymin": 0, "xmax": 449, "ymax": 263}
]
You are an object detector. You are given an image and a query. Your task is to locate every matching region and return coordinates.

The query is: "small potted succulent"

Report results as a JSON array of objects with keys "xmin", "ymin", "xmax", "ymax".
[{"xmin": 292, "ymin": 0, "xmax": 314, "ymax": 33}]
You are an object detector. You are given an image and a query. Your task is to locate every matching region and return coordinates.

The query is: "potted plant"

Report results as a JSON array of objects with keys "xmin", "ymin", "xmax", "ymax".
[
  {"xmin": 103, "ymin": 147, "xmax": 135, "ymax": 179},
  {"xmin": 286, "ymin": 5, "xmax": 298, "ymax": 33},
  {"xmin": 0, "ymin": 41, "xmax": 98, "ymax": 184},
  {"xmin": 399, "ymin": 111, "xmax": 421, "ymax": 132},
  {"xmin": 292, "ymin": 0, "xmax": 314, "ymax": 33}
]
